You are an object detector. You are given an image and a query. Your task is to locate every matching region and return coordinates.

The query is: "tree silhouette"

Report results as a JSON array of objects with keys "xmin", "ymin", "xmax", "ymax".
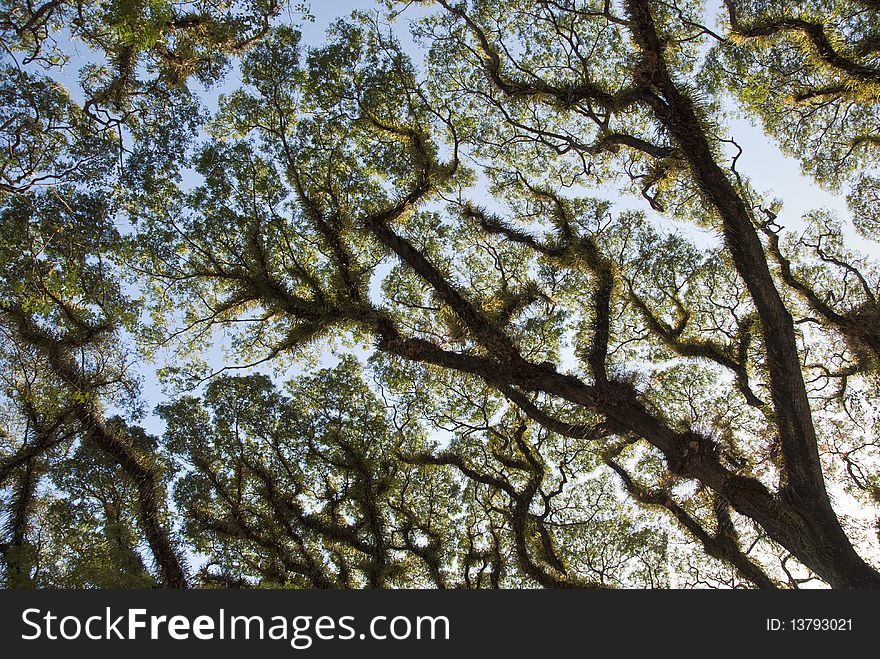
[{"xmin": 2, "ymin": 0, "xmax": 879, "ymax": 588}]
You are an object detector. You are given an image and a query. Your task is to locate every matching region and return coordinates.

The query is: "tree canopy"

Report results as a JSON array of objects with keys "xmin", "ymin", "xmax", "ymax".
[{"xmin": 1, "ymin": 0, "xmax": 879, "ymax": 589}]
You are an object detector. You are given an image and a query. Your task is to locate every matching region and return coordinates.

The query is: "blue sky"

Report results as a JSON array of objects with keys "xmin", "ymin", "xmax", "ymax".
[
  {"xmin": 3, "ymin": 0, "xmax": 873, "ymax": 581},
  {"xmin": 20, "ymin": 0, "xmax": 875, "ymax": 430},
  {"xmin": 126, "ymin": 0, "xmax": 878, "ymax": 418}
]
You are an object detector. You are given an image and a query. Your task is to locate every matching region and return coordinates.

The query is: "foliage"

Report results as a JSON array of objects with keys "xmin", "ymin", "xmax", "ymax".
[{"xmin": 2, "ymin": 0, "xmax": 880, "ymax": 589}]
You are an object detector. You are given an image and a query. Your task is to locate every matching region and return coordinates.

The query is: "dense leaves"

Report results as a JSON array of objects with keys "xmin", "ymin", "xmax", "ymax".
[{"xmin": 2, "ymin": 0, "xmax": 879, "ymax": 589}]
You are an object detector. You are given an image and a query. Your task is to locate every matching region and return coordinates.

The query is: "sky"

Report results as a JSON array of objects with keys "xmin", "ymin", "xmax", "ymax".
[
  {"xmin": 5, "ymin": 0, "xmax": 875, "ymax": 585},
  {"xmin": 9, "ymin": 0, "xmax": 872, "ymax": 463},
  {"xmin": 111, "ymin": 0, "xmax": 878, "ymax": 431},
  {"xmin": 296, "ymin": 0, "xmax": 874, "ymax": 251}
]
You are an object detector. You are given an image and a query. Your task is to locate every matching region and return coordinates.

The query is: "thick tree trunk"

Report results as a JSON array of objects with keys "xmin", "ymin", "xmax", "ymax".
[{"xmin": 624, "ymin": 0, "xmax": 880, "ymax": 588}]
